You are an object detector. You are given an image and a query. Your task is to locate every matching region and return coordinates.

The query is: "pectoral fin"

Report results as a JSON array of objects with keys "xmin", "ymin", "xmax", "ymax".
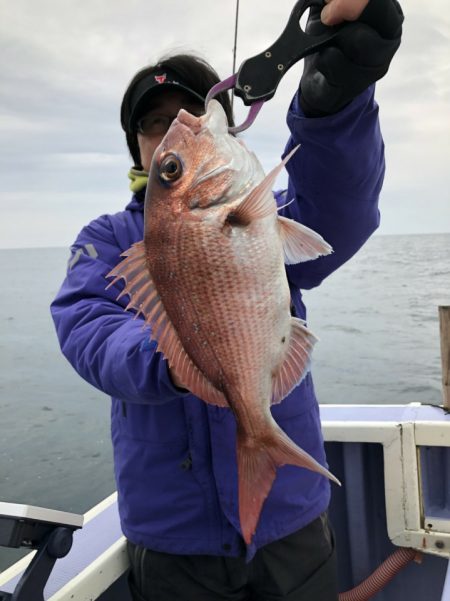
[
  {"xmin": 230, "ymin": 145, "xmax": 300, "ymax": 224},
  {"xmin": 106, "ymin": 242, "xmax": 228, "ymax": 407}
]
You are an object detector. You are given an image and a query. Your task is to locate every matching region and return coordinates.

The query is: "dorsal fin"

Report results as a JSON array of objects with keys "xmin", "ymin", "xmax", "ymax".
[
  {"xmin": 272, "ymin": 317, "xmax": 318, "ymax": 404},
  {"xmin": 278, "ymin": 216, "xmax": 333, "ymax": 264},
  {"xmin": 107, "ymin": 241, "xmax": 228, "ymax": 407}
]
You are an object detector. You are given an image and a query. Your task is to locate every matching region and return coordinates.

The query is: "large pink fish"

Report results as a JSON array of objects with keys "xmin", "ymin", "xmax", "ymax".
[{"xmin": 107, "ymin": 99, "xmax": 339, "ymax": 544}]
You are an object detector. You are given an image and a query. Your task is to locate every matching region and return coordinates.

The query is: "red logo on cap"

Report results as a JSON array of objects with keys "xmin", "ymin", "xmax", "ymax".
[{"xmin": 154, "ymin": 74, "xmax": 167, "ymax": 84}]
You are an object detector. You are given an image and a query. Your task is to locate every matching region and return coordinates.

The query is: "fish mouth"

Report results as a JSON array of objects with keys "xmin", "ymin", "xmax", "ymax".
[
  {"xmin": 176, "ymin": 109, "xmax": 203, "ymax": 134},
  {"xmin": 160, "ymin": 99, "xmax": 264, "ymax": 208},
  {"xmin": 176, "ymin": 100, "xmax": 229, "ymax": 136}
]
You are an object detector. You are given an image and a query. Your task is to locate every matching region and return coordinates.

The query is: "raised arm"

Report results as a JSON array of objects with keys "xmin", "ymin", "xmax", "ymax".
[{"xmin": 280, "ymin": 0, "xmax": 403, "ymax": 289}]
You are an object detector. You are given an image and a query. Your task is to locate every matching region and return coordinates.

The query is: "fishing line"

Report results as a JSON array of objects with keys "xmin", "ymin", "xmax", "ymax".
[{"xmin": 231, "ymin": 0, "xmax": 240, "ymax": 111}]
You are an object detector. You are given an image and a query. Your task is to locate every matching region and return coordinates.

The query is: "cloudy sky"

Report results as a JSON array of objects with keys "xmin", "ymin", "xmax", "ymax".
[{"xmin": 0, "ymin": 0, "xmax": 449, "ymax": 249}]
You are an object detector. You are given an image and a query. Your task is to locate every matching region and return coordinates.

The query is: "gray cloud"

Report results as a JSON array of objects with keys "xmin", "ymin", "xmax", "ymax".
[{"xmin": 0, "ymin": 0, "xmax": 449, "ymax": 249}]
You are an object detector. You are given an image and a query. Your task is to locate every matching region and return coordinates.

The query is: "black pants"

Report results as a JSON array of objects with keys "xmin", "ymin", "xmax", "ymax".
[{"xmin": 127, "ymin": 513, "xmax": 338, "ymax": 601}]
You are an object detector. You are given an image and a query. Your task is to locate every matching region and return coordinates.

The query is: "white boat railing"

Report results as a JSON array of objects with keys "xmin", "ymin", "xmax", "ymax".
[{"xmin": 0, "ymin": 403, "xmax": 449, "ymax": 600}]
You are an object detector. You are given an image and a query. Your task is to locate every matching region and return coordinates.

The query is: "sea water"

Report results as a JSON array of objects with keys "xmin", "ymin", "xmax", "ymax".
[{"xmin": 0, "ymin": 233, "xmax": 449, "ymax": 569}]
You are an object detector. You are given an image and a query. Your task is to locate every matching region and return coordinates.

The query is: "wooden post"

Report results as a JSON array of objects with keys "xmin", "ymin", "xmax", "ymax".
[{"xmin": 439, "ymin": 306, "xmax": 450, "ymax": 409}]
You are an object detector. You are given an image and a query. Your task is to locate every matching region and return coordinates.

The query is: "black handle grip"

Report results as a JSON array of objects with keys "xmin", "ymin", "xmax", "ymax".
[{"xmin": 234, "ymin": 0, "xmax": 348, "ymax": 105}]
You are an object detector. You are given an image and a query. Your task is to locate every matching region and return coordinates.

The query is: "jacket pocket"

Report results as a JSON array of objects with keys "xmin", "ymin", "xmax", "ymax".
[{"xmin": 116, "ymin": 397, "xmax": 188, "ymax": 446}]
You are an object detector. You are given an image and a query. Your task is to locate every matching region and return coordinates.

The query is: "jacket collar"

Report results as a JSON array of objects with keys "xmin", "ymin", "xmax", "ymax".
[{"xmin": 125, "ymin": 190, "xmax": 146, "ymax": 212}]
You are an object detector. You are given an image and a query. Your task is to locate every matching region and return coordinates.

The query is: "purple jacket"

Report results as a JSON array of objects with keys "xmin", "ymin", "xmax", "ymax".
[{"xmin": 51, "ymin": 87, "xmax": 384, "ymax": 560}]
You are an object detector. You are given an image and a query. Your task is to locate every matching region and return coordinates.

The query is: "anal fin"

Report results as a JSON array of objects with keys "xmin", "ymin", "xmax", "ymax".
[{"xmin": 272, "ymin": 317, "xmax": 317, "ymax": 404}]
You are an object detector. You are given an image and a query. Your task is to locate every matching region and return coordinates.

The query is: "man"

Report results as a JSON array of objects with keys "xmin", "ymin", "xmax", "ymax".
[{"xmin": 51, "ymin": 0, "xmax": 403, "ymax": 599}]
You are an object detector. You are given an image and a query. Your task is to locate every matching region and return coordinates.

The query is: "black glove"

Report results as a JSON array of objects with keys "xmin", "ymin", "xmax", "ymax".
[{"xmin": 300, "ymin": 0, "xmax": 404, "ymax": 117}]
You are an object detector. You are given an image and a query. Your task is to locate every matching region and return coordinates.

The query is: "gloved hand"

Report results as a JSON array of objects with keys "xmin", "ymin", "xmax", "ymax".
[{"xmin": 299, "ymin": 0, "xmax": 404, "ymax": 117}]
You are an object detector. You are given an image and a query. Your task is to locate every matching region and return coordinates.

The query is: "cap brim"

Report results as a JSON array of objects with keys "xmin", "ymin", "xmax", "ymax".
[{"xmin": 129, "ymin": 83, "xmax": 205, "ymax": 131}]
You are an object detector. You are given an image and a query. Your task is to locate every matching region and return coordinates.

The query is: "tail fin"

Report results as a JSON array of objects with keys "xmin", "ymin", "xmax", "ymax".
[{"xmin": 237, "ymin": 424, "xmax": 340, "ymax": 545}]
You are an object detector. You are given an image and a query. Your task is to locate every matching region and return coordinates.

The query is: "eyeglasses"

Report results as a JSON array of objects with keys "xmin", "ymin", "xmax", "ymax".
[
  {"xmin": 136, "ymin": 114, "xmax": 175, "ymax": 137},
  {"xmin": 136, "ymin": 109, "xmax": 205, "ymax": 137}
]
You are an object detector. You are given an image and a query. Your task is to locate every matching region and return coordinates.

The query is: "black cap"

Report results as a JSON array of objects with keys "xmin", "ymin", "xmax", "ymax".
[{"xmin": 124, "ymin": 68, "xmax": 205, "ymax": 132}]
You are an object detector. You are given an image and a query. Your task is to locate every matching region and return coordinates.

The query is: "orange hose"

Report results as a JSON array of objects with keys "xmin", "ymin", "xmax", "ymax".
[{"xmin": 339, "ymin": 548, "xmax": 419, "ymax": 601}]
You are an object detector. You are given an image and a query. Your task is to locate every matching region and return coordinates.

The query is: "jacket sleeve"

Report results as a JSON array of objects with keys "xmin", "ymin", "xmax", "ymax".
[
  {"xmin": 50, "ymin": 214, "xmax": 187, "ymax": 405},
  {"xmin": 280, "ymin": 85, "xmax": 385, "ymax": 290}
]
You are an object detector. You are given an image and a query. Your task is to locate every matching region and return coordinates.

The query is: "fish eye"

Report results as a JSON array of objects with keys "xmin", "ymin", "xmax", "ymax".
[{"xmin": 159, "ymin": 155, "xmax": 182, "ymax": 183}]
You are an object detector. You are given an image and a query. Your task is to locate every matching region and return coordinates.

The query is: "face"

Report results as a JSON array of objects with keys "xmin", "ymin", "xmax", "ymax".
[{"xmin": 137, "ymin": 89, "xmax": 205, "ymax": 172}]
